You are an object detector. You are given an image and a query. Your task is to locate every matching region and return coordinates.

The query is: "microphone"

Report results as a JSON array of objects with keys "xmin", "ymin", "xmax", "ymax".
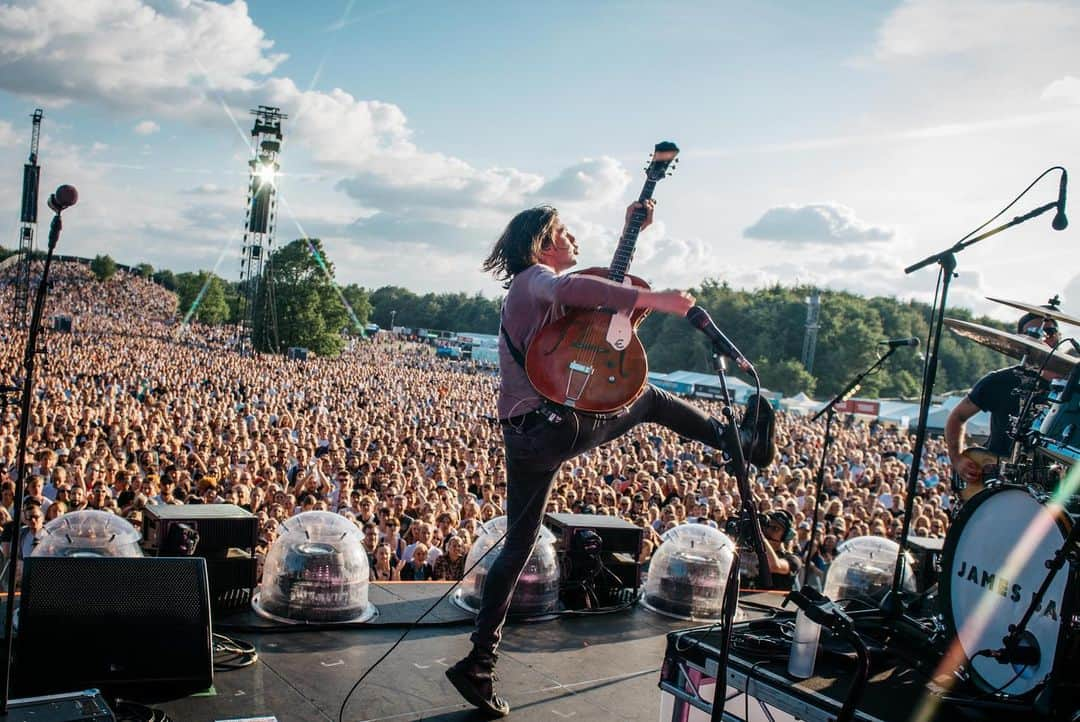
[
  {"xmin": 47, "ymin": 185, "xmax": 78, "ymax": 213},
  {"xmin": 1052, "ymin": 169, "xmax": 1068, "ymax": 231},
  {"xmin": 686, "ymin": 306, "xmax": 753, "ymax": 372},
  {"xmin": 878, "ymin": 337, "xmax": 919, "ymax": 348}
]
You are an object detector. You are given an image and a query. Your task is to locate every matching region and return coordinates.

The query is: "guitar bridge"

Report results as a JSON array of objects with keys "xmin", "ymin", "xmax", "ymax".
[{"xmin": 565, "ymin": 362, "xmax": 594, "ymax": 405}]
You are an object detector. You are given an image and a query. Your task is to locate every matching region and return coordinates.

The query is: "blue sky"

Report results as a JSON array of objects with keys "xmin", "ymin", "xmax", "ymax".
[{"xmin": 0, "ymin": 0, "xmax": 1077, "ymax": 319}]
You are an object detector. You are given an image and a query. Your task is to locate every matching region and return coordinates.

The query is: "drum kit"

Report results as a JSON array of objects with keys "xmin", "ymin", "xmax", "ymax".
[{"xmin": 935, "ymin": 298, "xmax": 1080, "ymax": 708}]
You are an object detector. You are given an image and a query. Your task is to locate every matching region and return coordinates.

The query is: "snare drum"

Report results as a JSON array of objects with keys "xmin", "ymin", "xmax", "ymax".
[{"xmin": 939, "ymin": 484, "xmax": 1077, "ymax": 697}]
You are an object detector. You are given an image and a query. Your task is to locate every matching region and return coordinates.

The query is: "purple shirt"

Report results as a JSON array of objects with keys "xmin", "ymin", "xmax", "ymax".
[{"xmin": 497, "ymin": 264, "xmax": 640, "ymax": 419}]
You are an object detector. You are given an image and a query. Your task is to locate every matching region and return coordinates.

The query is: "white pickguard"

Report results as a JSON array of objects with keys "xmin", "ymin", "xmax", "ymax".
[{"xmin": 604, "ymin": 277, "xmax": 635, "ymax": 350}]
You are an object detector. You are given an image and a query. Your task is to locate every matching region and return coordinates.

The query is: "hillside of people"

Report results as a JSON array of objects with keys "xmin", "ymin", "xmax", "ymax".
[{"xmin": 0, "ymin": 260, "xmax": 958, "ymax": 587}]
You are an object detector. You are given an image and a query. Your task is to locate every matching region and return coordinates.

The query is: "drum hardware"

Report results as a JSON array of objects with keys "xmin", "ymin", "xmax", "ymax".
[
  {"xmin": 992, "ymin": 515, "xmax": 1080, "ymax": 673},
  {"xmin": 939, "ymin": 484, "xmax": 1077, "ymax": 701}
]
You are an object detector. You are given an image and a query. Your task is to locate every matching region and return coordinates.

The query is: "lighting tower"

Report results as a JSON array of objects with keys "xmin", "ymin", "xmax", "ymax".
[
  {"xmin": 801, "ymin": 289, "xmax": 821, "ymax": 374},
  {"xmin": 14, "ymin": 109, "xmax": 43, "ymax": 328},
  {"xmin": 237, "ymin": 105, "xmax": 287, "ymax": 354}
]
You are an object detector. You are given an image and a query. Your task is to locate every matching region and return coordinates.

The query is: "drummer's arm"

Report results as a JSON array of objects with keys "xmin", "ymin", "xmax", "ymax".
[{"xmin": 945, "ymin": 399, "xmax": 980, "ymax": 482}]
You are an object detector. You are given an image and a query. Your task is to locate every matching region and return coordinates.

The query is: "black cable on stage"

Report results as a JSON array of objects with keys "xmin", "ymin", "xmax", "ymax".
[{"xmin": 336, "ymin": 469, "xmax": 556, "ymax": 722}]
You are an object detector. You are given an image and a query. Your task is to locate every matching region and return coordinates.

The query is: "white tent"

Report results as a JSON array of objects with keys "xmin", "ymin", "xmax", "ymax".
[{"xmin": 781, "ymin": 392, "xmax": 822, "ymax": 416}]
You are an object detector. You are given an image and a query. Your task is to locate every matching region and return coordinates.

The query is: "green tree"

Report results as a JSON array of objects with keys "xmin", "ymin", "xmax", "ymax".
[
  {"xmin": 90, "ymin": 254, "xmax": 117, "ymax": 281},
  {"xmin": 152, "ymin": 268, "xmax": 177, "ymax": 291},
  {"xmin": 340, "ymin": 284, "xmax": 373, "ymax": 332},
  {"xmin": 175, "ymin": 271, "xmax": 230, "ymax": 324},
  {"xmin": 253, "ymin": 238, "xmax": 349, "ymax": 356},
  {"xmin": 135, "ymin": 263, "xmax": 154, "ymax": 279}
]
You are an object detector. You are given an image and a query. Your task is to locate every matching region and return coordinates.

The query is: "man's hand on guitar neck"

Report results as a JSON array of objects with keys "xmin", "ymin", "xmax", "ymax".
[
  {"xmin": 624, "ymin": 199, "xmax": 656, "ymax": 233},
  {"xmin": 636, "ymin": 289, "xmax": 695, "ymax": 316}
]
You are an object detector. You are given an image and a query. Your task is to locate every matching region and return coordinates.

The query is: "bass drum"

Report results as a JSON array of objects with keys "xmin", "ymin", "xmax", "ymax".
[{"xmin": 939, "ymin": 484, "xmax": 1074, "ymax": 697}]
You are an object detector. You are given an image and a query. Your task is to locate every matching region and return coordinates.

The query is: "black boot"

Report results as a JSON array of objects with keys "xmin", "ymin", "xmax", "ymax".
[
  {"xmin": 446, "ymin": 650, "xmax": 510, "ymax": 718},
  {"xmin": 739, "ymin": 394, "xmax": 776, "ymax": 467}
]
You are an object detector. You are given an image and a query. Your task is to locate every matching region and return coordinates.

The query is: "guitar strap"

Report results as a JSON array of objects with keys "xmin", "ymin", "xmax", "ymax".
[{"xmin": 500, "ymin": 324, "xmax": 527, "ymax": 370}]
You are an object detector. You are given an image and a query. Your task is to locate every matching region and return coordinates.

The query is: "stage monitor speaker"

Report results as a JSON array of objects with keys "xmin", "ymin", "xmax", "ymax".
[
  {"xmin": 52, "ymin": 316, "xmax": 71, "ymax": 333},
  {"xmin": 14, "ymin": 557, "xmax": 213, "ymax": 701},
  {"xmin": 287, "ymin": 346, "xmax": 308, "ymax": 360}
]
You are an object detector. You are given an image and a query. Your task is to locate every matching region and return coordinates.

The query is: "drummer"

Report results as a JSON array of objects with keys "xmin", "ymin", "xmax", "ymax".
[{"xmin": 946, "ymin": 309, "xmax": 1062, "ymax": 485}]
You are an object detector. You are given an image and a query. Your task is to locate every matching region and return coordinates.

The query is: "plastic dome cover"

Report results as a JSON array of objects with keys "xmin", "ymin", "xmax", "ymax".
[
  {"xmin": 32, "ymin": 510, "xmax": 143, "ymax": 558},
  {"xmin": 642, "ymin": 524, "xmax": 738, "ymax": 621},
  {"xmin": 253, "ymin": 511, "xmax": 377, "ymax": 624},
  {"xmin": 824, "ymin": 536, "xmax": 915, "ymax": 606},
  {"xmin": 454, "ymin": 516, "xmax": 560, "ymax": 619}
]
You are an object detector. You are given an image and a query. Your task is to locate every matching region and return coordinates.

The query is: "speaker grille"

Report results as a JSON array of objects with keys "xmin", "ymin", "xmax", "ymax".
[{"xmin": 16, "ymin": 557, "xmax": 213, "ymax": 699}]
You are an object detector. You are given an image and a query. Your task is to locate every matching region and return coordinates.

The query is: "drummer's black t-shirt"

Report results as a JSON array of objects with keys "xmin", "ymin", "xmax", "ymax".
[{"xmin": 968, "ymin": 366, "xmax": 1041, "ymax": 456}]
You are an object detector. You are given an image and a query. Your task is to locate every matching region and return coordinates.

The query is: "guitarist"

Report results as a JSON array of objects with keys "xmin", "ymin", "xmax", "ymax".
[
  {"xmin": 445, "ymin": 200, "xmax": 777, "ymax": 717},
  {"xmin": 945, "ymin": 308, "xmax": 1063, "ymax": 488}
]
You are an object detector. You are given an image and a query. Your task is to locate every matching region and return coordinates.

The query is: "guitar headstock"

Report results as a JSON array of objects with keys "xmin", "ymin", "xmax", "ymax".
[{"xmin": 645, "ymin": 141, "xmax": 680, "ymax": 181}]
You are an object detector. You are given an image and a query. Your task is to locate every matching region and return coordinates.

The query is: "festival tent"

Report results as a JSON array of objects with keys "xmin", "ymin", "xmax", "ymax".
[
  {"xmin": 876, "ymin": 400, "xmax": 922, "ymax": 428},
  {"xmin": 781, "ymin": 392, "xmax": 822, "ymax": 416},
  {"xmin": 923, "ymin": 396, "xmax": 990, "ymax": 437},
  {"xmin": 663, "ymin": 370, "xmax": 758, "ymax": 404}
]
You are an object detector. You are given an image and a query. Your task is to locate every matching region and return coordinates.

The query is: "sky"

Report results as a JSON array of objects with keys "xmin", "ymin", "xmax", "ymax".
[{"xmin": 0, "ymin": 0, "xmax": 1077, "ymax": 321}]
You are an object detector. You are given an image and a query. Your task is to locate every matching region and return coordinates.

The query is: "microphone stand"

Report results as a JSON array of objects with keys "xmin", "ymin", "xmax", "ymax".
[
  {"xmin": 802, "ymin": 346, "xmax": 899, "ymax": 586},
  {"xmin": 2, "ymin": 203, "xmax": 65, "ymax": 712},
  {"xmin": 709, "ymin": 353, "xmax": 772, "ymax": 590},
  {"xmin": 705, "ymin": 352, "xmax": 769, "ymax": 722},
  {"xmin": 886, "ymin": 188, "xmax": 1062, "ymax": 620}
]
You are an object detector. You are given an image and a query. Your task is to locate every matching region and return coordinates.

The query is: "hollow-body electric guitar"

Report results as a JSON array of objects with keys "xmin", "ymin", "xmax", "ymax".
[{"xmin": 525, "ymin": 141, "xmax": 679, "ymax": 414}]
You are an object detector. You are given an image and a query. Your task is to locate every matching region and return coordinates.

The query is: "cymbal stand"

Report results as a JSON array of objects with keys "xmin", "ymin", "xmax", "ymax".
[{"xmin": 889, "ymin": 175, "xmax": 1065, "ymax": 619}]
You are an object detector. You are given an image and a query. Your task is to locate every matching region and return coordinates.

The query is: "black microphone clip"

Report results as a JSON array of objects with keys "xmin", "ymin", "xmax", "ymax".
[{"xmin": 1052, "ymin": 168, "xmax": 1068, "ymax": 231}]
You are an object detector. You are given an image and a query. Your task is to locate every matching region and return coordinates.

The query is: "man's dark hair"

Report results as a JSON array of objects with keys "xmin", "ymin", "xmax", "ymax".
[{"xmin": 481, "ymin": 205, "xmax": 560, "ymax": 287}]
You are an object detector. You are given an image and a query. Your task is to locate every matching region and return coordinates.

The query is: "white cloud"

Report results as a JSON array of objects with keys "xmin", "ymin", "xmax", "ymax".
[
  {"xmin": 873, "ymin": 0, "xmax": 1080, "ymax": 62},
  {"xmin": 0, "ymin": 120, "xmax": 17, "ymax": 146},
  {"xmin": 537, "ymin": 157, "xmax": 631, "ymax": 205},
  {"xmin": 743, "ymin": 203, "xmax": 895, "ymax": 245},
  {"xmin": 134, "ymin": 120, "xmax": 159, "ymax": 135},
  {"xmin": 0, "ymin": 0, "xmax": 285, "ymax": 110},
  {"xmin": 1042, "ymin": 76, "xmax": 1080, "ymax": 104}
]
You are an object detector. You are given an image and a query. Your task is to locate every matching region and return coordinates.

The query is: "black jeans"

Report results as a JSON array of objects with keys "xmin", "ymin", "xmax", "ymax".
[{"xmin": 469, "ymin": 385, "xmax": 722, "ymax": 660}]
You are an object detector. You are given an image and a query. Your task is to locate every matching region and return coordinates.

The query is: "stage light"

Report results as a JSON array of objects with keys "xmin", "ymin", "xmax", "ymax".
[
  {"xmin": 824, "ymin": 536, "xmax": 915, "ymax": 607},
  {"xmin": 255, "ymin": 162, "xmax": 277, "ymax": 186},
  {"xmin": 252, "ymin": 511, "xmax": 377, "ymax": 624},
  {"xmin": 642, "ymin": 524, "xmax": 739, "ymax": 621},
  {"xmin": 32, "ymin": 510, "xmax": 143, "ymax": 558},
  {"xmin": 454, "ymin": 516, "xmax": 560, "ymax": 620}
]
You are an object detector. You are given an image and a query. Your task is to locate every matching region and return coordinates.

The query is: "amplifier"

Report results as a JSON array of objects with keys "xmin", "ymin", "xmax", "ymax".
[
  {"xmin": 543, "ymin": 513, "xmax": 643, "ymax": 593},
  {"xmin": 143, "ymin": 504, "xmax": 257, "ymax": 558},
  {"xmin": 142, "ymin": 505, "xmax": 257, "ymax": 614},
  {"xmin": 0, "ymin": 690, "xmax": 114, "ymax": 721}
]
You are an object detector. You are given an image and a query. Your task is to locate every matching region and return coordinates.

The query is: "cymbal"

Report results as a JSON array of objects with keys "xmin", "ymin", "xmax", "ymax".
[
  {"xmin": 944, "ymin": 318, "xmax": 1077, "ymax": 376},
  {"xmin": 985, "ymin": 297, "xmax": 1080, "ymax": 328}
]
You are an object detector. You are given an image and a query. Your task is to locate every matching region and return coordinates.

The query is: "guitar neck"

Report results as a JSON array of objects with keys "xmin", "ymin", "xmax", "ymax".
[{"xmin": 609, "ymin": 179, "xmax": 658, "ymax": 284}]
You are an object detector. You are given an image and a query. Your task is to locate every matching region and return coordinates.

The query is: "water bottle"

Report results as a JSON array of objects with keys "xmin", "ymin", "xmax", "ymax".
[{"xmin": 787, "ymin": 608, "xmax": 820, "ymax": 679}]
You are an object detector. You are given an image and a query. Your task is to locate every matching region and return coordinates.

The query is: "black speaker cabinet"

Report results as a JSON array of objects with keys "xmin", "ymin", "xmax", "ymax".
[
  {"xmin": 14, "ymin": 557, "xmax": 213, "ymax": 700},
  {"xmin": 544, "ymin": 513, "xmax": 644, "ymax": 592},
  {"xmin": 51, "ymin": 316, "xmax": 72, "ymax": 333}
]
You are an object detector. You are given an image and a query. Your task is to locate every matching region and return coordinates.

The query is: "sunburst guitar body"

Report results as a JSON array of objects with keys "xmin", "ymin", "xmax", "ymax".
[
  {"xmin": 525, "ymin": 269, "xmax": 652, "ymax": 414},
  {"xmin": 524, "ymin": 141, "xmax": 679, "ymax": 414}
]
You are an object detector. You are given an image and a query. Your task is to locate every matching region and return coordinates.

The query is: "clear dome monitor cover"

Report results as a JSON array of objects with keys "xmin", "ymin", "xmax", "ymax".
[
  {"xmin": 253, "ymin": 511, "xmax": 377, "ymax": 624},
  {"xmin": 824, "ymin": 535, "xmax": 915, "ymax": 607},
  {"xmin": 32, "ymin": 510, "xmax": 143, "ymax": 558},
  {"xmin": 454, "ymin": 516, "xmax": 560, "ymax": 620},
  {"xmin": 642, "ymin": 524, "xmax": 738, "ymax": 621}
]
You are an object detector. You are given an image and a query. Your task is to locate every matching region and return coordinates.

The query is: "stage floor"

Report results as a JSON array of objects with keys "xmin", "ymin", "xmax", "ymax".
[{"xmin": 158, "ymin": 583, "xmax": 783, "ymax": 722}]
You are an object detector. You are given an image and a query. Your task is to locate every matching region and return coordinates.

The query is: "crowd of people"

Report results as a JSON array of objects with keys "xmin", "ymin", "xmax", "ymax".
[{"xmin": 0, "ymin": 261, "xmax": 958, "ymax": 587}]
